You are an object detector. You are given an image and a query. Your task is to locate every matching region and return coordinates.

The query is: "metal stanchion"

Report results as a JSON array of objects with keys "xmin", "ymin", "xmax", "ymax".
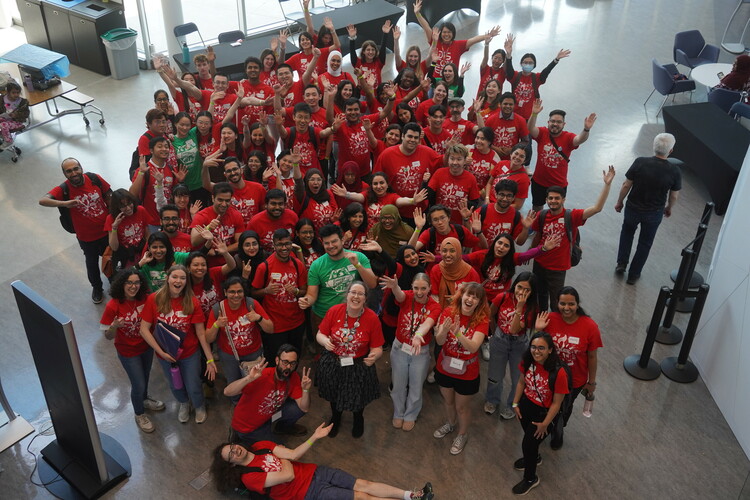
[
  {"xmin": 624, "ymin": 286, "xmax": 671, "ymax": 380},
  {"xmin": 669, "ymin": 202, "xmax": 713, "ymax": 288},
  {"xmin": 657, "ymin": 248, "xmax": 694, "ymax": 344},
  {"xmin": 661, "ymin": 284, "xmax": 710, "ymax": 383},
  {"xmin": 673, "ymin": 225, "xmax": 707, "ymax": 313}
]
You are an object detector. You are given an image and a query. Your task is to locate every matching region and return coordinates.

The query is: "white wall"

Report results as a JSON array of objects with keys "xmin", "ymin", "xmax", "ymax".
[{"xmin": 692, "ymin": 145, "xmax": 750, "ymax": 460}]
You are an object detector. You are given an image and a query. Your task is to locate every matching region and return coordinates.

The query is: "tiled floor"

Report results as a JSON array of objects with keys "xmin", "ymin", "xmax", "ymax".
[{"xmin": 1, "ymin": 0, "xmax": 749, "ymax": 498}]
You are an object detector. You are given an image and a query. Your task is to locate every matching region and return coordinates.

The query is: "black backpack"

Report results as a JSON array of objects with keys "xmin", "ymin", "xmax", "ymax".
[
  {"xmin": 57, "ymin": 172, "xmax": 105, "ymax": 234},
  {"xmin": 284, "ymin": 126, "xmax": 318, "ymax": 152},
  {"xmin": 510, "ymin": 71, "xmax": 539, "ymax": 98},
  {"xmin": 129, "ymin": 131, "xmax": 155, "ymax": 179},
  {"xmin": 548, "ymin": 361, "xmax": 574, "ymax": 419},
  {"xmin": 427, "ymin": 224, "xmax": 465, "ymax": 252},
  {"xmin": 533, "ymin": 208, "xmax": 582, "ymax": 267},
  {"xmin": 260, "ymin": 257, "xmax": 302, "ymax": 286}
]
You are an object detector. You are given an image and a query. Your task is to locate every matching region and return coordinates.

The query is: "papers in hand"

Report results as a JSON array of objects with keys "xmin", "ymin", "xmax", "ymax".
[{"xmin": 154, "ymin": 321, "xmax": 186, "ymax": 359}]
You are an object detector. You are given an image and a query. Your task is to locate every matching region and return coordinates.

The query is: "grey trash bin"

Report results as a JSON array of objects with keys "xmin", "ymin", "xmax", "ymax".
[{"xmin": 101, "ymin": 28, "xmax": 139, "ymax": 80}]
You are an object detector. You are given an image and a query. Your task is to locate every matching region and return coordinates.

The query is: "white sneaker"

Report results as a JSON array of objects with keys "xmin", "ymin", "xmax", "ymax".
[
  {"xmin": 433, "ymin": 422, "xmax": 455, "ymax": 439},
  {"xmin": 484, "ymin": 402, "xmax": 497, "ymax": 415},
  {"xmin": 481, "ymin": 342, "xmax": 490, "ymax": 361},
  {"xmin": 499, "ymin": 407, "xmax": 516, "ymax": 420},
  {"xmin": 135, "ymin": 414, "xmax": 155, "ymax": 433},
  {"xmin": 195, "ymin": 406, "xmax": 207, "ymax": 424},
  {"xmin": 143, "ymin": 396, "xmax": 165, "ymax": 411},
  {"xmin": 426, "ymin": 371, "xmax": 436, "ymax": 384},
  {"xmin": 178, "ymin": 402, "xmax": 190, "ymax": 423},
  {"xmin": 450, "ymin": 433, "xmax": 468, "ymax": 455}
]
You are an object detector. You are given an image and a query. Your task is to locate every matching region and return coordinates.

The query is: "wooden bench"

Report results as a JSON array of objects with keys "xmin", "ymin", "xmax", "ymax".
[{"xmin": 62, "ymin": 90, "xmax": 105, "ymax": 127}]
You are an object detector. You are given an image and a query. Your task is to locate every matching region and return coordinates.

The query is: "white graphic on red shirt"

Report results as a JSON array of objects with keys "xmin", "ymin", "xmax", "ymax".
[
  {"xmin": 119, "ymin": 304, "xmax": 145, "ymax": 338},
  {"xmin": 493, "ymin": 124, "xmax": 517, "ymax": 149},
  {"xmin": 367, "ymin": 203, "xmax": 383, "ymax": 228},
  {"xmin": 75, "ymin": 191, "xmax": 106, "ymax": 219},
  {"xmin": 552, "ymin": 333, "xmax": 578, "ymax": 368},
  {"xmin": 258, "ymin": 389, "xmax": 287, "ymax": 417},
  {"xmin": 196, "ymin": 288, "xmax": 219, "ymax": 317},
  {"xmin": 348, "ymin": 129, "xmax": 370, "ymax": 157},
  {"xmin": 485, "ymin": 221, "xmax": 513, "ymax": 242},
  {"xmin": 226, "ymin": 318, "xmax": 260, "ymax": 350},
  {"xmin": 310, "ymin": 200, "xmax": 335, "ymax": 229},
  {"xmin": 283, "ymin": 92, "xmax": 296, "ymax": 108},
  {"xmin": 158, "ymin": 309, "xmax": 191, "ymax": 333},
  {"xmin": 331, "ymin": 322, "xmax": 366, "ymax": 357},
  {"xmin": 232, "ymin": 198, "xmax": 259, "ymax": 224},
  {"xmin": 482, "ymin": 262, "xmax": 508, "ymax": 296},
  {"xmin": 435, "ymin": 181, "xmax": 466, "ymax": 212},
  {"xmin": 211, "ymin": 222, "xmax": 236, "ymax": 245},
  {"xmin": 515, "ymin": 81, "xmax": 534, "ymax": 109},
  {"xmin": 527, "ymin": 366, "xmax": 551, "ymax": 406},
  {"xmin": 120, "ymin": 222, "xmax": 145, "ymax": 247},
  {"xmin": 393, "ymin": 161, "xmax": 422, "ymax": 194},
  {"xmin": 271, "ymin": 272, "xmax": 301, "ymax": 304},
  {"xmin": 540, "ymin": 143, "xmax": 564, "ymax": 170},
  {"xmin": 444, "ymin": 330, "xmax": 471, "ymax": 357},
  {"xmin": 396, "ymin": 306, "xmax": 428, "ymax": 342},
  {"xmin": 260, "ymin": 453, "xmax": 282, "ymax": 472},
  {"xmin": 467, "ymin": 158, "xmax": 492, "ymax": 190}
]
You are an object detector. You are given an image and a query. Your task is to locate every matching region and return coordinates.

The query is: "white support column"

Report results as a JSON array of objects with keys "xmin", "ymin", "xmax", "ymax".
[{"xmin": 161, "ymin": 0, "xmax": 184, "ymax": 59}]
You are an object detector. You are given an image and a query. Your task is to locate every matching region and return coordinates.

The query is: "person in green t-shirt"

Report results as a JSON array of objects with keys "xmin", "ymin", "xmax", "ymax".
[
  {"xmin": 171, "ymin": 112, "xmax": 202, "ymax": 193},
  {"xmin": 299, "ymin": 224, "xmax": 378, "ymax": 331}
]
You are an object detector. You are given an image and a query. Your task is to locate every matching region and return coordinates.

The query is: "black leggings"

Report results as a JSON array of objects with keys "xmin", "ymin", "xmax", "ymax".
[{"xmin": 518, "ymin": 394, "xmax": 559, "ymax": 481}]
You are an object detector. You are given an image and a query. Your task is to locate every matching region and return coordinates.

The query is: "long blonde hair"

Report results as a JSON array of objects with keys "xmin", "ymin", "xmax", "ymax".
[{"xmin": 154, "ymin": 265, "xmax": 195, "ymax": 315}]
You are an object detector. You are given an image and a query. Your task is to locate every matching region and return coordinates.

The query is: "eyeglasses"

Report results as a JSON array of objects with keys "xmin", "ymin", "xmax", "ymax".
[
  {"xmin": 348, "ymin": 290, "xmax": 366, "ymax": 297},
  {"xmin": 529, "ymin": 345, "xmax": 548, "ymax": 351},
  {"xmin": 155, "ymin": 97, "xmax": 170, "ymax": 102},
  {"xmin": 432, "ymin": 215, "xmax": 449, "ymax": 222},
  {"xmin": 496, "ymin": 193, "xmax": 514, "ymax": 199},
  {"xmin": 125, "ymin": 280, "xmax": 141, "ymax": 286},
  {"xmin": 228, "ymin": 444, "xmax": 243, "ymax": 459},
  {"xmin": 161, "ymin": 216, "xmax": 180, "ymax": 221},
  {"xmin": 226, "ymin": 290, "xmax": 244, "ymax": 295},
  {"xmin": 548, "ymin": 119, "xmax": 564, "ymax": 125},
  {"xmin": 278, "ymin": 359, "xmax": 298, "ymax": 368},
  {"xmin": 274, "ymin": 241, "xmax": 292, "ymax": 247}
]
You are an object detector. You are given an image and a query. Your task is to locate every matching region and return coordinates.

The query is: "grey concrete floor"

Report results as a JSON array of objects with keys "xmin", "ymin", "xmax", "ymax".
[{"xmin": 1, "ymin": 0, "xmax": 749, "ymax": 498}]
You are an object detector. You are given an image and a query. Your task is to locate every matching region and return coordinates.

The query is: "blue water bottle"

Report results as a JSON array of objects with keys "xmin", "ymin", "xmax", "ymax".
[{"xmin": 182, "ymin": 42, "xmax": 190, "ymax": 64}]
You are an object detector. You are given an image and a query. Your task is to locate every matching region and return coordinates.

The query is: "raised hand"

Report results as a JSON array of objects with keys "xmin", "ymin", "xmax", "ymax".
[
  {"xmin": 414, "ymin": 0, "xmax": 422, "ymax": 14},
  {"xmin": 207, "ymin": 45, "xmax": 216, "ymax": 62},
  {"xmin": 532, "ymin": 98, "xmax": 543, "ymax": 115},
  {"xmin": 174, "ymin": 164, "xmax": 188, "ymax": 183},
  {"xmin": 323, "ymin": 17, "xmax": 334, "ymax": 31},
  {"xmin": 378, "ymin": 273, "xmax": 399, "ymax": 290},
  {"xmin": 413, "ymin": 206, "xmax": 426, "ymax": 229},
  {"xmin": 300, "ymin": 367, "xmax": 312, "ymax": 391},
  {"xmin": 522, "ymin": 209, "xmax": 537, "ymax": 229},
  {"xmin": 504, "ymin": 33, "xmax": 515, "ymax": 55},
  {"xmin": 213, "ymin": 239, "xmax": 229, "ymax": 255},
  {"xmin": 470, "ymin": 209, "xmax": 482, "ymax": 234},
  {"xmin": 345, "ymin": 252, "xmax": 360, "ymax": 268},
  {"xmin": 458, "ymin": 198, "xmax": 471, "ymax": 220},
  {"xmin": 556, "ymin": 49, "xmax": 571, "ymax": 60},
  {"xmin": 393, "ymin": 26, "xmax": 401, "ymax": 40},
  {"xmin": 330, "ymin": 183, "xmax": 348, "ymax": 197},
  {"xmin": 460, "ymin": 62, "xmax": 472, "ymax": 77},
  {"xmin": 487, "ymin": 25, "xmax": 501, "ymax": 38},
  {"xmin": 382, "ymin": 20, "xmax": 392, "ymax": 34},
  {"xmin": 584, "ymin": 113, "xmax": 597, "ymax": 130},
  {"xmin": 603, "ymin": 165, "xmax": 616, "ymax": 185},
  {"xmin": 249, "ymin": 357, "xmax": 268, "ymax": 379},
  {"xmin": 418, "ymin": 250, "xmax": 436, "ymax": 263},
  {"xmin": 413, "ymin": 188, "xmax": 428, "ymax": 204},
  {"xmin": 535, "ymin": 311, "xmax": 550, "ymax": 331}
]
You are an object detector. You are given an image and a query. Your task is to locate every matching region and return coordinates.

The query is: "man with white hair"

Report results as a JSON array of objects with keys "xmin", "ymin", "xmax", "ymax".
[{"xmin": 614, "ymin": 133, "xmax": 682, "ymax": 284}]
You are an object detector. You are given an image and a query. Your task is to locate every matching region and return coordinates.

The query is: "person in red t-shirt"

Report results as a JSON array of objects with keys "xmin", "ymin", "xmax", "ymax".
[
  {"xmin": 201, "ymin": 157, "xmax": 265, "ymax": 227},
  {"xmin": 531, "ymin": 167, "xmax": 615, "ymax": 310},
  {"xmin": 467, "ymin": 128, "xmax": 501, "ymax": 197},
  {"xmin": 251, "ymin": 230, "xmax": 308, "ymax": 359},
  {"xmin": 380, "ymin": 272, "xmax": 441, "ymax": 430},
  {"xmin": 375, "ymin": 123, "xmax": 443, "ymax": 220},
  {"xmin": 476, "ymin": 178, "xmax": 529, "ymax": 244},
  {"xmin": 224, "ymin": 346, "xmax": 311, "ymax": 443},
  {"xmin": 528, "ymin": 99, "xmax": 597, "ymax": 210},
  {"xmin": 505, "ymin": 40, "xmax": 570, "ymax": 119},
  {"xmin": 511, "ymin": 331, "xmax": 569, "ymax": 495},
  {"xmin": 413, "ymin": 3, "xmax": 499, "ymax": 78},
  {"xmin": 190, "ymin": 183, "xmax": 245, "ymax": 266},
  {"xmin": 488, "ymin": 144, "xmax": 531, "ymax": 209},
  {"xmin": 228, "ymin": 58, "xmax": 276, "ymax": 129},
  {"xmin": 422, "ymin": 104, "xmax": 453, "ymax": 155},
  {"xmin": 414, "ymin": 205, "xmax": 484, "ymax": 254},
  {"xmin": 318, "ymin": 50, "xmax": 355, "ymax": 91},
  {"xmin": 277, "ymin": 103, "xmax": 337, "ymax": 176},
  {"xmin": 444, "ymin": 97, "xmax": 482, "ymax": 147},
  {"xmin": 316, "ymin": 281, "xmax": 384, "ymax": 438},
  {"xmin": 249, "ymin": 189, "xmax": 299, "ymax": 253},
  {"xmin": 212, "ymin": 422, "xmax": 435, "ymax": 499},
  {"xmin": 535, "ymin": 286, "xmax": 601, "ymax": 449},
  {"xmin": 476, "ymin": 33, "xmax": 512, "ymax": 98},
  {"xmin": 292, "ymin": 161, "xmax": 338, "ymax": 231},
  {"xmin": 432, "ymin": 282, "xmax": 490, "ymax": 456},
  {"xmin": 159, "ymin": 204, "xmax": 195, "ymax": 253},
  {"xmin": 415, "ymin": 80, "xmax": 449, "ymax": 126},
  {"xmin": 192, "ymin": 52, "xmax": 215, "ymax": 90},
  {"xmin": 106, "ymin": 189, "xmax": 150, "ymax": 271},
  {"xmin": 139, "ymin": 265, "xmax": 216, "ymax": 424},
  {"xmin": 287, "ymin": 19, "xmax": 341, "ymax": 77},
  {"xmin": 174, "ymin": 73, "xmax": 238, "ymax": 124},
  {"xmin": 484, "ymin": 92, "xmax": 530, "ymax": 160},
  {"xmin": 206, "ymin": 277, "xmax": 273, "ymax": 401},
  {"xmin": 427, "ymin": 144, "xmax": 481, "ymax": 225},
  {"xmin": 346, "ymin": 22, "xmax": 388, "ymax": 88},
  {"xmin": 40, "ymin": 158, "xmax": 112, "ymax": 302},
  {"xmin": 394, "ymin": 24, "xmax": 430, "ymax": 81},
  {"xmin": 101, "ymin": 268, "xmax": 164, "ymax": 433}
]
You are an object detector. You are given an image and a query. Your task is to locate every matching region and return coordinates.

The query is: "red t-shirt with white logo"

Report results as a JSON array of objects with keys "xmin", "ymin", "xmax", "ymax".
[
  {"xmin": 249, "ymin": 210, "xmax": 298, "ymax": 253},
  {"xmin": 48, "ymin": 174, "xmax": 110, "ymax": 242},
  {"xmin": 227, "ymin": 81, "xmax": 274, "ymax": 127},
  {"xmin": 198, "ymin": 89, "xmax": 237, "ymax": 123},
  {"xmin": 422, "ymin": 127, "xmax": 453, "ymax": 155},
  {"xmin": 240, "ymin": 440, "xmax": 317, "ymax": 499},
  {"xmin": 364, "ymin": 192, "xmax": 400, "ymax": 231},
  {"xmin": 318, "ymin": 303, "xmax": 384, "ymax": 358},
  {"xmin": 232, "ymin": 181, "xmax": 266, "ymax": 226},
  {"xmin": 490, "ymin": 161, "xmax": 530, "ymax": 202},
  {"xmin": 192, "ymin": 266, "xmax": 226, "ymax": 319},
  {"xmin": 395, "ymin": 291, "xmax": 441, "ymax": 345},
  {"xmin": 418, "ymin": 225, "xmax": 481, "ymax": 253},
  {"xmin": 101, "ymin": 298, "xmax": 148, "ymax": 357},
  {"xmin": 521, "ymin": 361, "xmax": 569, "ymax": 408},
  {"xmin": 467, "ymin": 146, "xmax": 501, "ymax": 192},
  {"xmin": 532, "ymin": 127, "xmax": 578, "ymax": 187},
  {"xmin": 511, "ymin": 72, "xmax": 544, "ymax": 119},
  {"xmin": 478, "ymin": 203, "xmax": 523, "ymax": 242},
  {"xmin": 207, "ymin": 298, "xmax": 270, "ymax": 357},
  {"xmin": 141, "ymin": 294, "xmax": 205, "ymax": 360},
  {"xmin": 376, "ymin": 145, "xmax": 443, "ymax": 218},
  {"xmin": 443, "ymin": 118, "xmax": 476, "ymax": 146},
  {"xmin": 335, "ymin": 113, "xmax": 381, "ymax": 177},
  {"xmin": 168, "ymin": 231, "xmax": 194, "ymax": 253},
  {"xmin": 478, "ymin": 65, "xmax": 507, "ymax": 98},
  {"xmin": 190, "ymin": 206, "xmax": 246, "ymax": 266},
  {"xmin": 484, "ymin": 113, "xmax": 529, "ymax": 158},
  {"xmin": 104, "ymin": 205, "xmax": 149, "ymax": 248},
  {"xmin": 433, "ymin": 39, "xmax": 469, "ymax": 78},
  {"xmin": 285, "ymin": 126, "xmax": 322, "ymax": 174},
  {"xmin": 532, "ymin": 208, "xmax": 585, "ymax": 271},
  {"xmin": 251, "ymin": 254, "xmax": 307, "ymax": 332},
  {"xmin": 131, "ymin": 161, "xmax": 174, "ymax": 226},
  {"xmin": 435, "ymin": 308, "xmax": 488, "ymax": 380},
  {"xmin": 299, "ymin": 191, "xmax": 337, "ymax": 232},
  {"xmin": 427, "ymin": 167, "xmax": 480, "ymax": 224},
  {"xmin": 466, "ymin": 250, "xmax": 513, "ymax": 302},
  {"xmin": 545, "ymin": 312, "xmax": 602, "ymax": 388},
  {"xmin": 232, "ymin": 368, "xmax": 302, "ymax": 433}
]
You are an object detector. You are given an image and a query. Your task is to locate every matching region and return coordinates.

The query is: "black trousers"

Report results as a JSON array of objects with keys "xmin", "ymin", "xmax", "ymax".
[
  {"xmin": 518, "ymin": 394, "xmax": 559, "ymax": 481},
  {"xmin": 533, "ymin": 261, "xmax": 566, "ymax": 312},
  {"xmin": 77, "ymin": 236, "xmax": 108, "ymax": 290},
  {"xmin": 262, "ymin": 323, "xmax": 305, "ymax": 366}
]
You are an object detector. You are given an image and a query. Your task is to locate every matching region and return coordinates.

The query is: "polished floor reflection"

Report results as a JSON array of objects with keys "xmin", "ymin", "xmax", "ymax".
[{"xmin": 1, "ymin": 0, "xmax": 749, "ymax": 498}]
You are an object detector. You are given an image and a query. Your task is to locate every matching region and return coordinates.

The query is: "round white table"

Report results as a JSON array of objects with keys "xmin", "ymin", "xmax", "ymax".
[{"xmin": 691, "ymin": 63, "xmax": 733, "ymax": 88}]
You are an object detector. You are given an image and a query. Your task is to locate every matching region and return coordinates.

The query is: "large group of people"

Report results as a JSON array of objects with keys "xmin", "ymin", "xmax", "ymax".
[{"xmin": 35, "ymin": 1, "xmax": 686, "ymax": 496}]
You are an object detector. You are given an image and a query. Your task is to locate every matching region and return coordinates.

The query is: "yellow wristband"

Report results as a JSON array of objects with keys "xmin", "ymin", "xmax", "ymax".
[
  {"xmin": 212, "ymin": 322, "xmax": 219, "ymax": 329},
  {"xmin": 206, "ymin": 359, "xmax": 215, "ymax": 364},
  {"xmin": 306, "ymin": 438, "xmax": 314, "ymax": 446},
  {"xmin": 455, "ymin": 331, "xmax": 463, "ymax": 338}
]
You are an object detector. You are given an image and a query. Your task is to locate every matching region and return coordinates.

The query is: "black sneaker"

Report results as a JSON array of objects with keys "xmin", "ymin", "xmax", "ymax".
[
  {"xmin": 92, "ymin": 288, "xmax": 103, "ymax": 304},
  {"xmin": 551, "ymin": 433, "xmax": 563, "ymax": 450},
  {"xmin": 513, "ymin": 455, "xmax": 542, "ymax": 470},
  {"xmin": 411, "ymin": 482, "xmax": 434, "ymax": 500},
  {"xmin": 626, "ymin": 274, "xmax": 640, "ymax": 285},
  {"xmin": 512, "ymin": 477, "xmax": 540, "ymax": 495},
  {"xmin": 615, "ymin": 264, "xmax": 627, "ymax": 275}
]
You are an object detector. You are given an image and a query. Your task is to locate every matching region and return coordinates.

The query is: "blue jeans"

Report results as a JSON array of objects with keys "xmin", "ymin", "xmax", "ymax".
[
  {"xmin": 157, "ymin": 351, "xmax": 204, "ymax": 409},
  {"xmin": 390, "ymin": 338, "xmax": 431, "ymax": 422},
  {"xmin": 218, "ymin": 348, "xmax": 263, "ymax": 404},
  {"xmin": 617, "ymin": 205, "xmax": 664, "ymax": 278},
  {"xmin": 117, "ymin": 349, "xmax": 154, "ymax": 415},
  {"xmin": 235, "ymin": 398, "xmax": 305, "ymax": 444},
  {"xmin": 486, "ymin": 330, "xmax": 529, "ymax": 408}
]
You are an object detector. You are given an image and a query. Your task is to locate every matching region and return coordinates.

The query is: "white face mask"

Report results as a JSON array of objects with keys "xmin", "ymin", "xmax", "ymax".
[{"xmin": 521, "ymin": 64, "xmax": 534, "ymax": 73}]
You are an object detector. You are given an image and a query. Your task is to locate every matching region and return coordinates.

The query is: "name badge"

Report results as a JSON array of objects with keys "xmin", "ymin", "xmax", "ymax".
[
  {"xmin": 558, "ymin": 218, "xmax": 565, "ymax": 223},
  {"xmin": 449, "ymin": 357, "xmax": 465, "ymax": 370},
  {"xmin": 401, "ymin": 342, "xmax": 413, "ymax": 355},
  {"xmin": 238, "ymin": 315, "xmax": 251, "ymax": 326},
  {"xmin": 271, "ymin": 410, "xmax": 282, "ymax": 422},
  {"xmin": 271, "ymin": 273, "xmax": 282, "ymax": 281},
  {"xmin": 568, "ymin": 336, "xmax": 580, "ymax": 345},
  {"xmin": 340, "ymin": 356, "xmax": 354, "ymax": 367},
  {"xmin": 508, "ymin": 127, "xmax": 516, "ymax": 132},
  {"xmin": 176, "ymin": 311, "xmax": 188, "ymax": 318},
  {"xmin": 347, "ymin": 264, "xmax": 356, "ymax": 272},
  {"xmin": 456, "ymin": 191, "xmax": 464, "ymax": 197}
]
